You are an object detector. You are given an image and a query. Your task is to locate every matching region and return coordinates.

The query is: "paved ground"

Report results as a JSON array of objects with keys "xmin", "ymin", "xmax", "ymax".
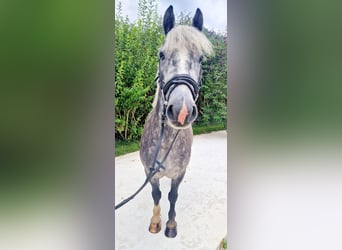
[{"xmin": 115, "ymin": 131, "xmax": 227, "ymax": 250}]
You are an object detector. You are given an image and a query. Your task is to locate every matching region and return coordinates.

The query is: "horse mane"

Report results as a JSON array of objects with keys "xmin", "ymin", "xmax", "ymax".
[
  {"xmin": 161, "ymin": 25, "xmax": 214, "ymax": 57},
  {"xmin": 152, "ymin": 80, "xmax": 160, "ymax": 108}
]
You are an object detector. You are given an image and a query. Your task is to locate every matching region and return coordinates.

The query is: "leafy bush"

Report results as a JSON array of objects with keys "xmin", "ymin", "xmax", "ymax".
[
  {"xmin": 115, "ymin": 0, "xmax": 163, "ymax": 140},
  {"xmin": 197, "ymin": 29, "xmax": 227, "ymax": 126}
]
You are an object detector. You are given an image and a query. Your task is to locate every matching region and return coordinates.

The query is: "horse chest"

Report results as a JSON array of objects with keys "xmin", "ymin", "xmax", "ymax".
[
  {"xmin": 140, "ymin": 123, "xmax": 192, "ymax": 179},
  {"xmin": 160, "ymin": 142, "xmax": 191, "ymax": 174}
]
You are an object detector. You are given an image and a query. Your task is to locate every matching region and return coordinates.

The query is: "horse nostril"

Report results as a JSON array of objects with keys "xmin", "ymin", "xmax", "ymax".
[
  {"xmin": 188, "ymin": 105, "xmax": 198, "ymax": 123},
  {"xmin": 166, "ymin": 105, "xmax": 176, "ymax": 120}
]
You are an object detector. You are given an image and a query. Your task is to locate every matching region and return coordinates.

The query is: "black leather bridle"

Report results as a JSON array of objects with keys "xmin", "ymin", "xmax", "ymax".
[{"xmin": 159, "ymin": 74, "xmax": 202, "ymax": 102}]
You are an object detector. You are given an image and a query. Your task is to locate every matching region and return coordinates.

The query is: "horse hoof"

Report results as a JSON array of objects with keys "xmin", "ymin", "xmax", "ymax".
[
  {"xmin": 149, "ymin": 222, "xmax": 161, "ymax": 234},
  {"xmin": 165, "ymin": 227, "xmax": 177, "ymax": 238}
]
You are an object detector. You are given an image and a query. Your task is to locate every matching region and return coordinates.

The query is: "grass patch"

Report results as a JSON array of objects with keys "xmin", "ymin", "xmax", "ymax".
[
  {"xmin": 115, "ymin": 123, "xmax": 226, "ymax": 157},
  {"xmin": 193, "ymin": 123, "xmax": 226, "ymax": 135},
  {"xmin": 217, "ymin": 236, "xmax": 228, "ymax": 250},
  {"xmin": 115, "ymin": 139, "xmax": 140, "ymax": 157}
]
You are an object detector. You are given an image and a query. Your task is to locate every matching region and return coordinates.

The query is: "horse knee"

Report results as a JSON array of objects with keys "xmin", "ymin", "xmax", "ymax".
[
  {"xmin": 168, "ymin": 190, "xmax": 178, "ymax": 203},
  {"xmin": 151, "ymin": 184, "xmax": 161, "ymax": 205},
  {"xmin": 152, "ymin": 189, "xmax": 161, "ymax": 200}
]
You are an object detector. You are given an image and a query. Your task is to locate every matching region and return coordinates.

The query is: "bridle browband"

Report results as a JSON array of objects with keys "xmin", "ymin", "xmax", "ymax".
[{"xmin": 160, "ymin": 74, "xmax": 202, "ymax": 102}]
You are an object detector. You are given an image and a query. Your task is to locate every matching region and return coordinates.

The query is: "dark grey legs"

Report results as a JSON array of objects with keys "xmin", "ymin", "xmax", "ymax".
[
  {"xmin": 148, "ymin": 175, "xmax": 185, "ymax": 238},
  {"xmin": 165, "ymin": 175, "xmax": 184, "ymax": 238}
]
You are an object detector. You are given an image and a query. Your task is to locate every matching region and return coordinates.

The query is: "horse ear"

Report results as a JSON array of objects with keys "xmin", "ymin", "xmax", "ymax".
[
  {"xmin": 192, "ymin": 8, "xmax": 203, "ymax": 31},
  {"xmin": 163, "ymin": 5, "xmax": 175, "ymax": 35}
]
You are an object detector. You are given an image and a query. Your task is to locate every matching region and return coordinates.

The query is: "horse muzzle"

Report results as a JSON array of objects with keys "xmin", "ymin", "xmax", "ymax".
[
  {"xmin": 165, "ymin": 85, "xmax": 198, "ymax": 129},
  {"xmin": 159, "ymin": 74, "xmax": 201, "ymax": 129}
]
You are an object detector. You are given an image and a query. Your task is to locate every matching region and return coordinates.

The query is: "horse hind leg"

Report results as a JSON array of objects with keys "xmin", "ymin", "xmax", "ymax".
[
  {"xmin": 165, "ymin": 175, "xmax": 184, "ymax": 238},
  {"xmin": 149, "ymin": 180, "xmax": 162, "ymax": 234}
]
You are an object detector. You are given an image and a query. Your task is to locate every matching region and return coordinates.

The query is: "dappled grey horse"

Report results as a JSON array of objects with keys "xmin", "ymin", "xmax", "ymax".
[{"xmin": 140, "ymin": 5, "xmax": 213, "ymax": 238}]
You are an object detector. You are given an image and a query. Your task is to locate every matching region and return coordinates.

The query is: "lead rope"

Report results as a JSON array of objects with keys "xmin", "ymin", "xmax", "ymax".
[{"xmin": 114, "ymin": 104, "xmax": 180, "ymax": 210}]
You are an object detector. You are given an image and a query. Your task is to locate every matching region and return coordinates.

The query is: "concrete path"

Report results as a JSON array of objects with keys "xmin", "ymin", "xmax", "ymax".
[{"xmin": 115, "ymin": 131, "xmax": 227, "ymax": 250}]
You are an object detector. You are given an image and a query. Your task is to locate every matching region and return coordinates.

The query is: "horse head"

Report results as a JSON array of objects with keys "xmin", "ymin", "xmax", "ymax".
[{"xmin": 158, "ymin": 5, "xmax": 213, "ymax": 129}]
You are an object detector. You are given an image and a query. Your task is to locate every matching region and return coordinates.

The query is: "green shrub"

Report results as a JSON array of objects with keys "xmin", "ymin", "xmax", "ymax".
[
  {"xmin": 115, "ymin": 0, "xmax": 163, "ymax": 140},
  {"xmin": 197, "ymin": 29, "xmax": 227, "ymax": 125}
]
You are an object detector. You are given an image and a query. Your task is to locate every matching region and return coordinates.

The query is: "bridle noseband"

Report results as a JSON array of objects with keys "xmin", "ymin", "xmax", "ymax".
[{"xmin": 157, "ymin": 74, "xmax": 202, "ymax": 103}]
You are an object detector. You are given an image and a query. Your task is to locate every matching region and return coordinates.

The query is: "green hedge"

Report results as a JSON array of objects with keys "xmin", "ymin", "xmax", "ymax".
[{"xmin": 115, "ymin": 0, "xmax": 227, "ymax": 141}]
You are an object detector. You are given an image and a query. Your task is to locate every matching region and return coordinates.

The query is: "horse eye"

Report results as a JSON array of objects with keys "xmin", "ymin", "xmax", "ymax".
[
  {"xmin": 199, "ymin": 55, "xmax": 204, "ymax": 63},
  {"xmin": 159, "ymin": 52, "xmax": 165, "ymax": 61}
]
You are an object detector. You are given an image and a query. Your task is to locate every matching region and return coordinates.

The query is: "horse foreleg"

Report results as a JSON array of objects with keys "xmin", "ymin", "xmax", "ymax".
[
  {"xmin": 165, "ymin": 175, "xmax": 184, "ymax": 238},
  {"xmin": 149, "ymin": 179, "xmax": 162, "ymax": 233}
]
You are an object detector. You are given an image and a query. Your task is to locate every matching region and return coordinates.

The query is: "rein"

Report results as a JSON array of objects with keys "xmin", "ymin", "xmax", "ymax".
[
  {"xmin": 114, "ymin": 105, "xmax": 180, "ymax": 210},
  {"xmin": 115, "ymin": 74, "xmax": 200, "ymax": 210}
]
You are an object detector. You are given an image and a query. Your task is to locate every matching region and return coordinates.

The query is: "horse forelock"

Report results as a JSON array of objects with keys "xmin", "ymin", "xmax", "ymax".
[{"xmin": 161, "ymin": 25, "xmax": 214, "ymax": 57}]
